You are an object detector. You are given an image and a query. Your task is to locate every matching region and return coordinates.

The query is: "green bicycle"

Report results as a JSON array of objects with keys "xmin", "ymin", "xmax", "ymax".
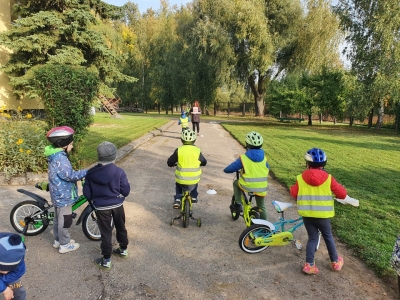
[
  {"xmin": 170, "ymin": 189, "xmax": 201, "ymax": 228},
  {"xmin": 230, "ymin": 171, "xmax": 261, "ymax": 227}
]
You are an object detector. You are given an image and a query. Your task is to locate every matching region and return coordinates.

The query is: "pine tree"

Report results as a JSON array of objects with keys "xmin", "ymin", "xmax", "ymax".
[{"xmin": 0, "ymin": 0, "xmax": 137, "ymax": 99}]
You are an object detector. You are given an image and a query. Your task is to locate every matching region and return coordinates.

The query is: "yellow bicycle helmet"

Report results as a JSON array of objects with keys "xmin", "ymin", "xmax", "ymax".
[{"xmin": 181, "ymin": 129, "xmax": 197, "ymax": 144}]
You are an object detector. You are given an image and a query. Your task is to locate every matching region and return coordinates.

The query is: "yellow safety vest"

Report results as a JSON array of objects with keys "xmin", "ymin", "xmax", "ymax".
[
  {"xmin": 180, "ymin": 117, "xmax": 189, "ymax": 128},
  {"xmin": 175, "ymin": 145, "xmax": 202, "ymax": 185},
  {"xmin": 238, "ymin": 154, "xmax": 269, "ymax": 196},
  {"xmin": 297, "ymin": 174, "xmax": 334, "ymax": 218}
]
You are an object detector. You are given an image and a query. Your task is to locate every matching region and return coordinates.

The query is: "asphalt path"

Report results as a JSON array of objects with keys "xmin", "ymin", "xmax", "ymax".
[{"xmin": 0, "ymin": 120, "xmax": 397, "ymax": 300}]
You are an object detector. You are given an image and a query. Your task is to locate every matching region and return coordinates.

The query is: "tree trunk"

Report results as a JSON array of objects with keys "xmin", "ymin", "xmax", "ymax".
[
  {"xmin": 214, "ymin": 103, "xmax": 216, "ymax": 116},
  {"xmin": 228, "ymin": 102, "xmax": 230, "ymax": 116},
  {"xmin": 395, "ymin": 103, "xmax": 400, "ymax": 132},
  {"xmin": 242, "ymin": 102, "xmax": 245, "ymax": 117},
  {"xmin": 319, "ymin": 113, "xmax": 322, "ymax": 124},
  {"xmin": 308, "ymin": 114, "xmax": 312, "ymax": 125},
  {"xmin": 374, "ymin": 99, "xmax": 384, "ymax": 130},
  {"xmin": 349, "ymin": 116, "xmax": 354, "ymax": 126},
  {"xmin": 248, "ymin": 72, "xmax": 266, "ymax": 117},
  {"xmin": 158, "ymin": 103, "xmax": 161, "ymax": 114},
  {"xmin": 368, "ymin": 108, "xmax": 373, "ymax": 128}
]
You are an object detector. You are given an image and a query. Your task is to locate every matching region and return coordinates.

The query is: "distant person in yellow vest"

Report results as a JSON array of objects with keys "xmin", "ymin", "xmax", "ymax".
[
  {"xmin": 178, "ymin": 111, "xmax": 190, "ymax": 132},
  {"xmin": 290, "ymin": 148, "xmax": 347, "ymax": 275},
  {"xmin": 223, "ymin": 131, "xmax": 269, "ymax": 220},
  {"xmin": 189, "ymin": 101, "xmax": 201, "ymax": 135},
  {"xmin": 167, "ymin": 129, "xmax": 207, "ymax": 208}
]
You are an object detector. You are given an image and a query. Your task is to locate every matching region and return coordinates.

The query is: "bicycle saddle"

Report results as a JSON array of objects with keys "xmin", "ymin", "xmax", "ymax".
[{"xmin": 272, "ymin": 200, "xmax": 293, "ymax": 213}]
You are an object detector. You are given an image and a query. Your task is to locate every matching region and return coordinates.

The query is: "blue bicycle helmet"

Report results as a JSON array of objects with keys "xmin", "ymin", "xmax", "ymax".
[{"xmin": 304, "ymin": 148, "xmax": 327, "ymax": 167}]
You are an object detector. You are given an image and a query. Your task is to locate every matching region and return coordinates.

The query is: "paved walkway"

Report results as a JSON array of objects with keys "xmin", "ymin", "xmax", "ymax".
[{"xmin": 0, "ymin": 120, "xmax": 397, "ymax": 299}]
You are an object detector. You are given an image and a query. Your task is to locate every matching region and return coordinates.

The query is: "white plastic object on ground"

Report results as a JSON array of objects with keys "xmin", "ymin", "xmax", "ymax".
[
  {"xmin": 335, "ymin": 195, "xmax": 359, "ymax": 207},
  {"xmin": 206, "ymin": 189, "xmax": 217, "ymax": 195}
]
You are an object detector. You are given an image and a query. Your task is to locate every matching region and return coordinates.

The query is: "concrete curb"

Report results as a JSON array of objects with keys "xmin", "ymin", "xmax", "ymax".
[{"xmin": 0, "ymin": 120, "xmax": 175, "ymax": 186}]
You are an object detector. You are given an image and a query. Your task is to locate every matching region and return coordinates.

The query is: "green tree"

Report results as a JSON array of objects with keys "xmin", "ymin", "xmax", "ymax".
[
  {"xmin": 32, "ymin": 64, "xmax": 99, "ymax": 166},
  {"xmin": 335, "ymin": 0, "xmax": 400, "ymax": 130},
  {"xmin": 0, "ymin": 0, "xmax": 136, "ymax": 99}
]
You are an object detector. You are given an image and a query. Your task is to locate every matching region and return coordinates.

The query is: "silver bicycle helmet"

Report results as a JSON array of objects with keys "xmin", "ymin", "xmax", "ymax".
[{"xmin": 46, "ymin": 126, "xmax": 74, "ymax": 147}]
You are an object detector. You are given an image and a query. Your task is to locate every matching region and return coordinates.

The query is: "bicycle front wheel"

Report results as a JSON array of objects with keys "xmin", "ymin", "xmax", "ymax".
[
  {"xmin": 239, "ymin": 224, "xmax": 271, "ymax": 254},
  {"xmin": 182, "ymin": 199, "xmax": 190, "ymax": 228},
  {"xmin": 82, "ymin": 210, "xmax": 111, "ymax": 241}
]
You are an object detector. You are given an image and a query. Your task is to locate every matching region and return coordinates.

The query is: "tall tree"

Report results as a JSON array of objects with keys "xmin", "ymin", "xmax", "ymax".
[
  {"xmin": 335, "ymin": 0, "xmax": 400, "ymax": 130},
  {"xmin": 0, "ymin": 0, "xmax": 136, "ymax": 99}
]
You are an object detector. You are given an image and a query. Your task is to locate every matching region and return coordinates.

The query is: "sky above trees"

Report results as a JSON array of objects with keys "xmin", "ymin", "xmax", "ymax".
[{"xmin": 103, "ymin": 0, "xmax": 191, "ymax": 12}]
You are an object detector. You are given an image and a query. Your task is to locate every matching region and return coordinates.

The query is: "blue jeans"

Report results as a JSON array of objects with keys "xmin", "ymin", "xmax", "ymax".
[
  {"xmin": 174, "ymin": 183, "xmax": 198, "ymax": 200},
  {"xmin": 303, "ymin": 217, "xmax": 338, "ymax": 264}
]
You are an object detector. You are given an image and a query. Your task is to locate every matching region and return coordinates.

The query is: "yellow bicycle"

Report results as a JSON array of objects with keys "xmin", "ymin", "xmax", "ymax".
[{"xmin": 170, "ymin": 190, "xmax": 201, "ymax": 228}]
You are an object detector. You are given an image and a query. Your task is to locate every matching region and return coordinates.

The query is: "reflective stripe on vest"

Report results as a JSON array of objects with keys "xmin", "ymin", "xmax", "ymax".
[
  {"xmin": 175, "ymin": 145, "xmax": 202, "ymax": 185},
  {"xmin": 297, "ymin": 174, "xmax": 334, "ymax": 218},
  {"xmin": 238, "ymin": 154, "xmax": 269, "ymax": 196},
  {"xmin": 180, "ymin": 117, "xmax": 189, "ymax": 128}
]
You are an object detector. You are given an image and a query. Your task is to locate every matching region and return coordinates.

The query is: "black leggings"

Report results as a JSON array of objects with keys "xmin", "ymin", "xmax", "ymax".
[{"xmin": 192, "ymin": 122, "xmax": 200, "ymax": 133}]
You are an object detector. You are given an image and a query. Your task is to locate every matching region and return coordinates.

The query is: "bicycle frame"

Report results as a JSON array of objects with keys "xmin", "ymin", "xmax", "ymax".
[
  {"xmin": 170, "ymin": 189, "xmax": 201, "ymax": 228},
  {"xmin": 253, "ymin": 216, "xmax": 304, "ymax": 247}
]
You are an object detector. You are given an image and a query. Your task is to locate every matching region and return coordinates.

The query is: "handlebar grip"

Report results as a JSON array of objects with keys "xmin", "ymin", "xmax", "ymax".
[{"xmin": 35, "ymin": 181, "xmax": 49, "ymax": 191}]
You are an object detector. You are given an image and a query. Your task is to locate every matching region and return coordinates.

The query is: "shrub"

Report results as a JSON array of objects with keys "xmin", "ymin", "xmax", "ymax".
[
  {"xmin": 0, "ymin": 107, "xmax": 47, "ymax": 179},
  {"xmin": 32, "ymin": 64, "xmax": 100, "ymax": 167}
]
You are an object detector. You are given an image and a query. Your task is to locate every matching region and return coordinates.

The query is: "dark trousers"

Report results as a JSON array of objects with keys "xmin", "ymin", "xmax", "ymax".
[
  {"xmin": 192, "ymin": 122, "xmax": 200, "ymax": 133},
  {"xmin": 303, "ymin": 217, "xmax": 338, "ymax": 264},
  {"xmin": 174, "ymin": 183, "xmax": 198, "ymax": 200},
  {"xmin": 95, "ymin": 205, "xmax": 128, "ymax": 258}
]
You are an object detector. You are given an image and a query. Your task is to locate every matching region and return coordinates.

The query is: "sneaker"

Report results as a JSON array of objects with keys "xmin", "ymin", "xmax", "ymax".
[
  {"xmin": 53, "ymin": 239, "xmax": 75, "ymax": 249},
  {"xmin": 302, "ymin": 262, "xmax": 319, "ymax": 275},
  {"xmin": 173, "ymin": 199, "xmax": 181, "ymax": 209},
  {"xmin": 94, "ymin": 257, "xmax": 111, "ymax": 270},
  {"xmin": 229, "ymin": 203, "xmax": 242, "ymax": 213},
  {"xmin": 191, "ymin": 198, "xmax": 197, "ymax": 203},
  {"xmin": 331, "ymin": 256, "xmax": 344, "ymax": 271},
  {"xmin": 59, "ymin": 242, "xmax": 80, "ymax": 254},
  {"xmin": 112, "ymin": 247, "xmax": 128, "ymax": 258}
]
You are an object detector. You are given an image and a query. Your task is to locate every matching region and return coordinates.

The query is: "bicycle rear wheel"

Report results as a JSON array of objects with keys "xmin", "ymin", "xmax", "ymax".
[
  {"xmin": 10, "ymin": 200, "xmax": 49, "ymax": 236},
  {"xmin": 239, "ymin": 224, "xmax": 271, "ymax": 254},
  {"xmin": 182, "ymin": 198, "xmax": 190, "ymax": 228}
]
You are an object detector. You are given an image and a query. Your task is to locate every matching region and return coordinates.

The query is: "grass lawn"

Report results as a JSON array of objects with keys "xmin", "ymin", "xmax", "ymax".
[
  {"xmin": 221, "ymin": 120, "xmax": 400, "ymax": 277},
  {"xmin": 78, "ymin": 112, "xmax": 171, "ymax": 166}
]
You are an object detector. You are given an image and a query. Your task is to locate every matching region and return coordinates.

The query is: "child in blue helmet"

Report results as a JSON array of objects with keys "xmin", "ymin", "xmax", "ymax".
[
  {"xmin": 290, "ymin": 147, "xmax": 347, "ymax": 275},
  {"xmin": 178, "ymin": 111, "xmax": 190, "ymax": 132}
]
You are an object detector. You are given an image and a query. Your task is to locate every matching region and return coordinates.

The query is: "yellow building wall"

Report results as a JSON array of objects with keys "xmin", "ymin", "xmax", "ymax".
[{"xmin": 0, "ymin": 0, "xmax": 43, "ymax": 110}]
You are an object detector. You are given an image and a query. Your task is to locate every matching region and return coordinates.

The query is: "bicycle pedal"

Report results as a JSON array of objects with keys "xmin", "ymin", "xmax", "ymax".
[{"xmin": 71, "ymin": 212, "xmax": 77, "ymax": 219}]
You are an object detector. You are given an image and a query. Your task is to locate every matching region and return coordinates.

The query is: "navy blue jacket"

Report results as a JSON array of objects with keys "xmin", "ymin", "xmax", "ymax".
[{"xmin": 83, "ymin": 163, "xmax": 130, "ymax": 209}]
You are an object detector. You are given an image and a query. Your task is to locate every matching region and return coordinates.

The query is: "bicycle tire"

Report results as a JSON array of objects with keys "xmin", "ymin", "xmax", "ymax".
[
  {"xmin": 182, "ymin": 197, "xmax": 190, "ymax": 228},
  {"xmin": 10, "ymin": 200, "xmax": 49, "ymax": 236},
  {"xmin": 230, "ymin": 196, "xmax": 240, "ymax": 220},
  {"xmin": 82, "ymin": 209, "xmax": 113, "ymax": 241},
  {"xmin": 239, "ymin": 224, "xmax": 271, "ymax": 254}
]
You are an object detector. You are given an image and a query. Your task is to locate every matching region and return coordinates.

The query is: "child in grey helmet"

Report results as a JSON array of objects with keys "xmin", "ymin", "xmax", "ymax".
[
  {"xmin": 0, "ymin": 233, "xmax": 26, "ymax": 300},
  {"xmin": 83, "ymin": 142, "xmax": 130, "ymax": 270}
]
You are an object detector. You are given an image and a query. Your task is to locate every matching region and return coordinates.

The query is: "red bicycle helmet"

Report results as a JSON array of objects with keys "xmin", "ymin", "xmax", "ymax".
[{"xmin": 46, "ymin": 126, "xmax": 74, "ymax": 147}]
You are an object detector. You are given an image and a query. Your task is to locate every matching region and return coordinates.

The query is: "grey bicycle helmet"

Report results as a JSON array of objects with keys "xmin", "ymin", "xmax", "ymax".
[
  {"xmin": 46, "ymin": 126, "xmax": 74, "ymax": 147},
  {"xmin": 181, "ymin": 129, "xmax": 197, "ymax": 144},
  {"xmin": 305, "ymin": 148, "xmax": 327, "ymax": 167},
  {"xmin": 245, "ymin": 131, "xmax": 263, "ymax": 148}
]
